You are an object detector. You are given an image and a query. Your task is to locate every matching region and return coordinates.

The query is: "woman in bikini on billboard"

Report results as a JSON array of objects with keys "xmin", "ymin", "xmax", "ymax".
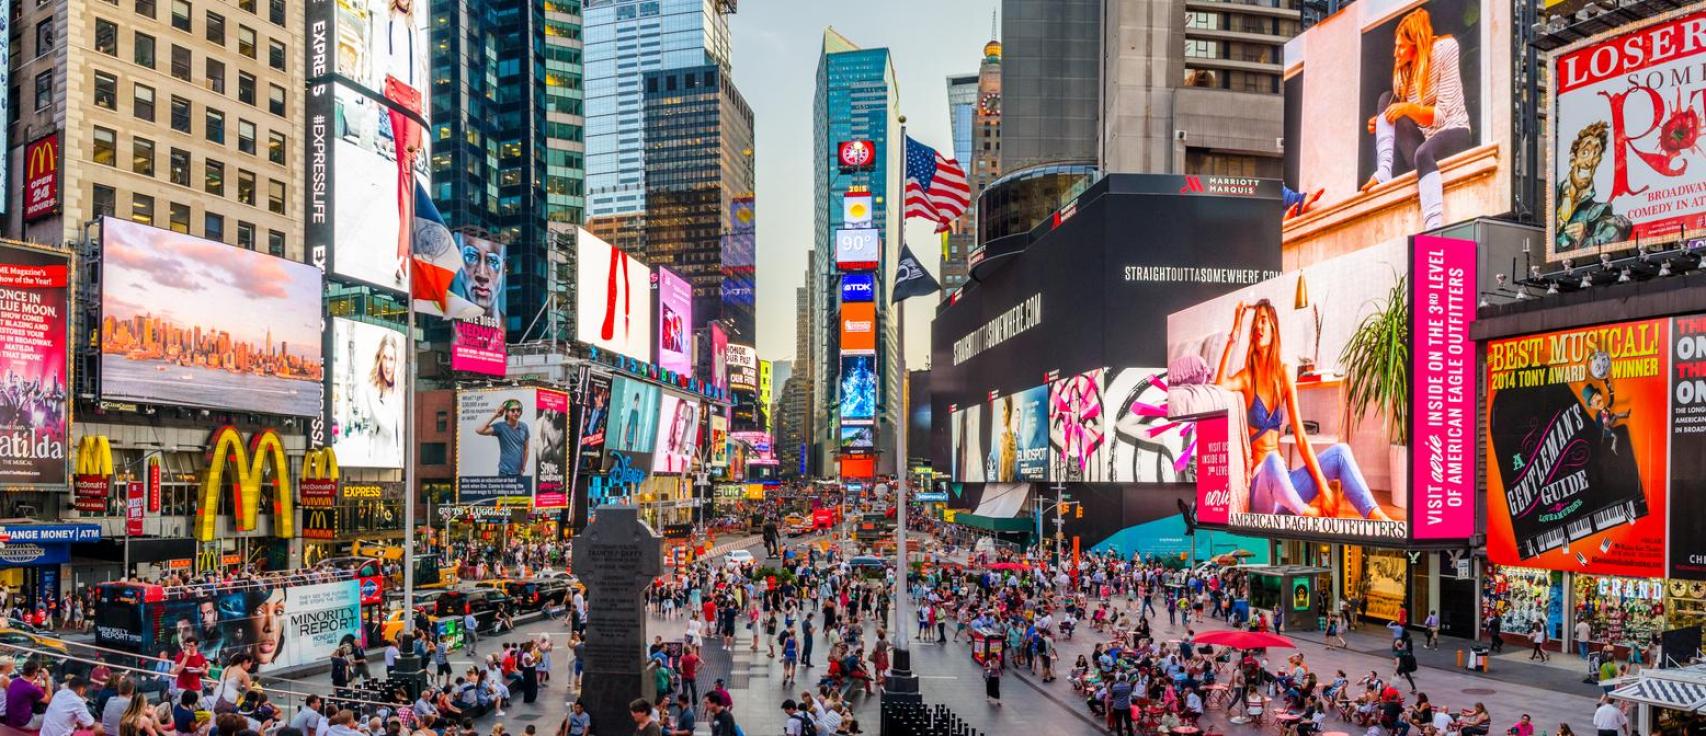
[
  {"xmin": 1361, "ymin": 8, "xmax": 1472, "ymax": 230},
  {"xmin": 1215, "ymin": 299, "xmax": 1389, "ymax": 520}
]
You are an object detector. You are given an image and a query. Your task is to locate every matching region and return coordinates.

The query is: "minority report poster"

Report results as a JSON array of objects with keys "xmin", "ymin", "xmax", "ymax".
[
  {"xmin": 1484, "ymin": 319, "xmax": 1669, "ymax": 578},
  {"xmin": 0, "ymin": 243, "xmax": 69, "ymax": 485},
  {"xmin": 267, "ymin": 581, "xmax": 362, "ymax": 673}
]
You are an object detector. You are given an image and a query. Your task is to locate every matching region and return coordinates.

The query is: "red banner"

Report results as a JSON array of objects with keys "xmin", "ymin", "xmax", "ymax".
[
  {"xmin": 299, "ymin": 478, "xmax": 339, "ymax": 508},
  {"xmin": 73, "ymin": 475, "xmax": 109, "ymax": 513},
  {"xmin": 22, "ymin": 134, "xmax": 60, "ymax": 222},
  {"xmin": 126, "ymin": 481, "xmax": 145, "ymax": 535},
  {"xmin": 147, "ymin": 460, "xmax": 161, "ymax": 513}
]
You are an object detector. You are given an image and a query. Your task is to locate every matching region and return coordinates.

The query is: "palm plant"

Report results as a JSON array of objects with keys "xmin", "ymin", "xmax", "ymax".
[{"xmin": 1339, "ymin": 274, "xmax": 1409, "ymax": 445}]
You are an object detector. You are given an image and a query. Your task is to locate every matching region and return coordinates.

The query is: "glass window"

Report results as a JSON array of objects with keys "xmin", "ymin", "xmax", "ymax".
[
  {"xmin": 171, "ymin": 0, "xmax": 191, "ymax": 31},
  {"xmin": 95, "ymin": 19, "xmax": 119, "ymax": 55},
  {"xmin": 93, "ymin": 185, "xmax": 117, "ymax": 219},
  {"xmin": 35, "ymin": 20, "xmax": 53, "ymax": 57},
  {"xmin": 169, "ymin": 202, "xmax": 190, "ymax": 233},
  {"xmin": 237, "ymin": 26, "xmax": 255, "ymax": 57},
  {"xmin": 268, "ymin": 84, "xmax": 285, "ymax": 116},
  {"xmin": 268, "ymin": 0, "xmax": 284, "ymax": 24},
  {"xmin": 93, "ymin": 72, "xmax": 117, "ymax": 109},
  {"xmin": 267, "ymin": 179, "xmax": 284, "ymax": 213},
  {"xmin": 237, "ymin": 169, "xmax": 255, "ymax": 205},
  {"xmin": 238, "ymin": 120, "xmax": 256, "ymax": 154},
  {"xmin": 237, "ymin": 221, "xmax": 255, "ymax": 250},
  {"xmin": 134, "ymin": 32, "xmax": 156, "ymax": 68},
  {"xmin": 267, "ymin": 131, "xmax": 285, "ymax": 165},
  {"xmin": 33, "ymin": 71, "xmax": 52, "ymax": 111},
  {"xmin": 238, "ymin": 72, "xmax": 255, "ymax": 105},
  {"xmin": 136, "ymin": 0, "xmax": 155, "ymax": 18},
  {"xmin": 171, "ymin": 45, "xmax": 191, "ymax": 81},
  {"xmin": 238, "ymin": 0, "xmax": 253, "ymax": 10},
  {"xmin": 204, "ymin": 212, "xmax": 225, "ymax": 242},
  {"xmin": 132, "ymin": 137, "xmax": 155, "ymax": 176},
  {"xmin": 169, "ymin": 148, "xmax": 190, "ymax": 186},
  {"xmin": 131, "ymin": 194, "xmax": 155, "ymax": 225},
  {"xmin": 268, "ymin": 40, "xmax": 285, "ymax": 70},
  {"xmin": 205, "ymin": 159, "xmax": 225, "ymax": 195},
  {"xmin": 93, "ymin": 127, "xmax": 117, "ymax": 166},
  {"xmin": 206, "ymin": 58, "xmax": 225, "ymax": 93},
  {"xmin": 267, "ymin": 230, "xmax": 285, "ymax": 257},
  {"xmin": 170, "ymin": 96, "xmax": 191, "ymax": 132},
  {"xmin": 205, "ymin": 11, "xmax": 224, "ymax": 44},
  {"xmin": 133, "ymin": 83, "xmax": 156, "ymax": 121},
  {"xmin": 206, "ymin": 109, "xmax": 224, "ymax": 143}
]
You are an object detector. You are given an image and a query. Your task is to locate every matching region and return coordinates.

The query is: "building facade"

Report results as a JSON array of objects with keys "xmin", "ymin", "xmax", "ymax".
[
  {"xmin": 942, "ymin": 40, "xmax": 1003, "ymax": 298},
  {"xmin": 1000, "ymin": 0, "xmax": 1100, "ymax": 173}
]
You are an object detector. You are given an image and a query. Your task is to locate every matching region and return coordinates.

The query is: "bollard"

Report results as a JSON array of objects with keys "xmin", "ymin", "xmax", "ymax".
[{"xmin": 1456, "ymin": 649, "xmax": 1464, "ymax": 668}]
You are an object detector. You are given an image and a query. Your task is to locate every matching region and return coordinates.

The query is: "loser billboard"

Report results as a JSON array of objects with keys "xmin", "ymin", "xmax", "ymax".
[
  {"xmin": 330, "ymin": 318, "xmax": 405, "ymax": 469},
  {"xmin": 656, "ymin": 267, "xmax": 693, "ymax": 376},
  {"xmin": 0, "ymin": 243, "xmax": 69, "ymax": 486},
  {"xmin": 100, "ymin": 218, "xmax": 324, "ymax": 417},
  {"xmin": 574, "ymin": 228, "xmax": 653, "ymax": 361}
]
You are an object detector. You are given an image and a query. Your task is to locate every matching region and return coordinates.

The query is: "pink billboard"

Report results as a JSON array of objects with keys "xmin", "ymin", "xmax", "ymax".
[
  {"xmin": 1194, "ymin": 414, "xmax": 1231, "ymax": 526},
  {"xmin": 534, "ymin": 387, "xmax": 569, "ymax": 510},
  {"xmin": 656, "ymin": 267, "xmax": 693, "ymax": 376},
  {"xmin": 1409, "ymin": 235, "xmax": 1477, "ymax": 540},
  {"xmin": 710, "ymin": 322, "xmax": 729, "ymax": 392},
  {"xmin": 450, "ymin": 319, "xmax": 506, "ymax": 376}
]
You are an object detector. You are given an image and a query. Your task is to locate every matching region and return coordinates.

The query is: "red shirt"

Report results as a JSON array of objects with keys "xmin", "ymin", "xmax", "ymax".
[
  {"xmin": 175, "ymin": 652, "xmax": 207, "ymax": 692},
  {"xmin": 680, "ymin": 653, "xmax": 700, "ymax": 680}
]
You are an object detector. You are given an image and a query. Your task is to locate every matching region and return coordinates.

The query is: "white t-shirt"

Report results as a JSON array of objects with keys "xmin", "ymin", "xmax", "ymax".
[{"xmin": 40, "ymin": 688, "xmax": 94, "ymax": 736}]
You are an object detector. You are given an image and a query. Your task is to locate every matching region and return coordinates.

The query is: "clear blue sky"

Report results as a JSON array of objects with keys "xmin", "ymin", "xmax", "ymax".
[{"xmin": 730, "ymin": 0, "xmax": 998, "ymax": 367}]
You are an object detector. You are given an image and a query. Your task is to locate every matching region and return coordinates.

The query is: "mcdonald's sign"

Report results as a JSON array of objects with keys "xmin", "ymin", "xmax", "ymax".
[
  {"xmin": 299, "ymin": 448, "xmax": 339, "ymax": 508},
  {"xmin": 73, "ymin": 436, "xmax": 113, "ymax": 513},
  {"xmin": 194, "ymin": 426, "xmax": 295, "ymax": 542},
  {"xmin": 22, "ymin": 134, "xmax": 60, "ymax": 222}
]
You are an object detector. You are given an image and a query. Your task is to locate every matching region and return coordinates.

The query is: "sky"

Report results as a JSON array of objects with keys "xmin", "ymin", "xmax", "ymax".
[{"xmin": 730, "ymin": 0, "xmax": 999, "ymax": 368}]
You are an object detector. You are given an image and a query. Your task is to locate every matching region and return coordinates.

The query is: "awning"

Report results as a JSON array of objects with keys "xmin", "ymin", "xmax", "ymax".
[
  {"xmin": 973, "ymin": 483, "xmax": 1031, "ymax": 518},
  {"xmin": 951, "ymin": 513, "xmax": 1036, "ymax": 533},
  {"xmin": 1610, "ymin": 674, "xmax": 1706, "ymax": 712}
]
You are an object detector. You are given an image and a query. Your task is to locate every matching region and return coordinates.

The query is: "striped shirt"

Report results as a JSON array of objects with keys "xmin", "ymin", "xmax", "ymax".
[{"xmin": 1420, "ymin": 36, "xmax": 1471, "ymax": 138}]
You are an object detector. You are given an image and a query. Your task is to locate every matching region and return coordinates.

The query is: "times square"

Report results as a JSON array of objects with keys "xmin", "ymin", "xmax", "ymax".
[{"xmin": 4, "ymin": 0, "xmax": 1706, "ymax": 735}]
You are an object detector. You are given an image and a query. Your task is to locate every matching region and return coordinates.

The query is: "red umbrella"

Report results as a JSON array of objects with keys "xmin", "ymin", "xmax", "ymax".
[
  {"xmin": 988, "ymin": 562, "xmax": 1030, "ymax": 572},
  {"xmin": 1192, "ymin": 630, "xmax": 1296, "ymax": 649}
]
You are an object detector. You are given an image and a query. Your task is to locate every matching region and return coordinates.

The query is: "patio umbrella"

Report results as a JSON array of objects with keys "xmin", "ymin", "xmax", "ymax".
[
  {"xmin": 988, "ymin": 562, "xmax": 1030, "ymax": 572},
  {"xmin": 1193, "ymin": 630, "xmax": 1296, "ymax": 649}
]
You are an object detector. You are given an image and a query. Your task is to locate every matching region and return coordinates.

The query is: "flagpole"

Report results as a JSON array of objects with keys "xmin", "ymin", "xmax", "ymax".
[{"xmin": 888, "ymin": 116, "xmax": 916, "ymax": 693}]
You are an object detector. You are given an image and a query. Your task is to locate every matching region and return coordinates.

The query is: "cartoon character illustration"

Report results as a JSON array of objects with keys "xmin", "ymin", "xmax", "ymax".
[
  {"xmin": 1554, "ymin": 121, "xmax": 1633, "ymax": 254},
  {"xmin": 1582, "ymin": 383, "xmax": 1629, "ymax": 454}
]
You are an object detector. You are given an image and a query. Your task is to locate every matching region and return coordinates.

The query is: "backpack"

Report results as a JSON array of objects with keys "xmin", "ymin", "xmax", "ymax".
[{"xmin": 792, "ymin": 714, "xmax": 818, "ymax": 736}]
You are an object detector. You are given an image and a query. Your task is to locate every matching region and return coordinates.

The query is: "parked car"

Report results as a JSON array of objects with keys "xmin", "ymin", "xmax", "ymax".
[{"xmin": 433, "ymin": 589, "xmax": 513, "ymax": 632}]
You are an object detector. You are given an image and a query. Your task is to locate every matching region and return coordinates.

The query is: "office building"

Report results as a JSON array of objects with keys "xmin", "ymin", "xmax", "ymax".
[
  {"xmin": 942, "ymin": 39, "xmax": 1002, "ymax": 297},
  {"xmin": 1000, "ymin": 0, "xmax": 1100, "ymax": 173}
]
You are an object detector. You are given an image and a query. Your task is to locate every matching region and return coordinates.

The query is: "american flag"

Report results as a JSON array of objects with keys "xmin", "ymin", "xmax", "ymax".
[{"xmin": 903, "ymin": 136, "xmax": 971, "ymax": 232}]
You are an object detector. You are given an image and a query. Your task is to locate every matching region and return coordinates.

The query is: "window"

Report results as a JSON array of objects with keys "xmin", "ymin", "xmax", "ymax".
[
  {"xmin": 204, "ymin": 212, "xmax": 225, "ymax": 242},
  {"xmin": 93, "ymin": 127, "xmax": 117, "ymax": 166},
  {"xmin": 238, "ymin": 120, "xmax": 256, "ymax": 154},
  {"xmin": 169, "ymin": 148, "xmax": 190, "ymax": 186},
  {"xmin": 35, "ymin": 21, "xmax": 53, "ymax": 57},
  {"xmin": 34, "ymin": 72, "xmax": 53, "ymax": 111},
  {"xmin": 238, "ymin": 0, "xmax": 253, "ymax": 11},
  {"xmin": 421, "ymin": 442, "xmax": 447, "ymax": 465},
  {"xmin": 133, "ymin": 84, "xmax": 156, "ymax": 121},
  {"xmin": 205, "ymin": 59, "xmax": 225, "ymax": 93},
  {"xmin": 93, "ymin": 185, "xmax": 117, "ymax": 219},
  {"xmin": 171, "ymin": 0, "xmax": 191, "ymax": 31},
  {"xmin": 268, "ymin": 40, "xmax": 285, "ymax": 70},
  {"xmin": 169, "ymin": 202, "xmax": 190, "ymax": 233},
  {"xmin": 131, "ymin": 194, "xmax": 155, "ymax": 225},
  {"xmin": 236, "ymin": 221, "xmax": 255, "ymax": 250},
  {"xmin": 267, "ymin": 179, "xmax": 284, "ymax": 213},
  {"xmin": 237, "ymin": 26, "xmax": 255, "ymax": 57},
  {"xmin": 134, "ymin": 32, "xmax": 156, "ymax": 68},
  {"xmin": 237, "ymin": 169, "xmax": 255, "ymax": 205},
  {"xmin": 268, "ymin": 0, "xmax": 284, "ymax": 25},
  {"xmin": 170, "ymin": 96, "xmax": 191, "ymax": 132},
  {"xmin": 206, "ymin": 109, "xmax": 225, "ymax": 143},
  {"xmin": 93, "ymin": 72, "xmax": 117, "ymax": 109},
  {"xmin": 267, "ymin": 131, "xmax": 285, "ymax": 165},
  {"xmin": 434, "ymin": 412, "xmax": 448, "ymax": 432},
  {"xmin": 171, "ymin": 45, "xmax": 191, "ymax": 81},
  {"xmin": 204, "ymin": 159, "xmax": 225, "ymax": 194},
  {"xmin": 136, "ymin": 0, "xmax": 155, "ymax": 18},
  {"xmin": 267, "ymin": 230, "xmax": 285, "ymax": 257},
  {"xmin": 206, "ymin": 12, "xmax": 224, "ymax": 44},
  {"xmin": 95, "ymin": 19, "xmax": 119, "ymax": 55},
  {"xmin": 132, "ymin": 137, "xmax": 155, "ymax": 175},
  {"xmin": 238, "ymin": 72, "xmax": 255, "ymax": 105},
  {"xmin": 266, "ymin": 84, "xmax": 285, "ymax": 116}
]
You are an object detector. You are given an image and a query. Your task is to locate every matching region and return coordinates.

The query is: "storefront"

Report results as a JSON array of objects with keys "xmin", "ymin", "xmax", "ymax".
[
  {"xmin": 1343, "ymin": 546, "xmax": 1410, "ymax": 623},
  {"xmin": 1576, "ymin": 573, "xmax": 1667, "ymax": 658},
  {"xmin": 0, "ymin": 523, "xmax": 104, "ymax": 611},
  {"xmin": 1482, "ymin": 565, "xmax": 1565, "ymax": 646}
]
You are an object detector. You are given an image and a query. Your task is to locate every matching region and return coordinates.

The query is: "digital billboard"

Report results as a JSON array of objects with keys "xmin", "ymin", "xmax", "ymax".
[
  {"xmin": 1282, "ymin": 0, "xmax": 1512, "ymax": 250},
  {"xmin": 417, "ymin": 233, "xmax": 506, "ymax": 322},
  {"xmin": 1049, "ymin": 368, "xmax": 1107, "ymax": 483},
  {"xmin": 21, "ymin": 134, "xmax": 58, "ymax": 222},
  {"xmin": 839, "ymin": 354, "xmax": 877, "ymax": 425},
  {"xmin": 840, "ymin": 273, "xmax": 876, "ymax": 303},
  {"xmin": 330, "ymin": 318, "xmax": 405, "ymax": 469},
  {"xmin": 656, "ymin": 267, "xmax": 693, "ymax": 376},
  {"xmin": 835, "ymin": 229, "xmax": 881, "ymax": 271},
  {"xmin": 710, "ymin": 323, "xmax": 729, "ymax": 392},
  {"xmin": 987, "ymin": 386, "xmax": 1048, "ymax": 481},
  {"xmin": 1546, "ymin": 8, "xmax": 1706, "ymax": 261},
  {"xmin": 652, "ymin": 393, "xmax": 701, "ymax": 475},
  {"xmin": 727, "ymin": 344, "xmax": 757, "ymax": 391},
  {"xmin": 708, "ymin": 412, "xmax": 729, "ymax": 468},
  {"xmin": 607, "ymin": 375, "xmax": 661, "ymax": 459},
  {"xmin": 575, "ymin": 372, "xmax": 612, "ymax": 474},
  {"xmin": 842, "ymin": 191, "xmax": 873, "ymax": 228},
  {"xmin": 100, "ymin": 218, "xmax": 324, "ymax": 417},
  {"xmin": 759, "ymin": 359, "xmax": 774, "ymax": 434},
  {"xmin": 840, "ymin": 303, "xmax": 877, "ymax": 354},
  {"xmin": 574, "ymin": 228, "xmax": 653, "ymax": 361},
  {"xmin": 327, "ymin": 84, "xmax": 430, "ymax": 292},
  {"xmin": 456, "ymin": 387, "xmax": 541, "ymax": 504},
  {"xmin": 841, "ymin": 424, "xmax": 876, "ymax": 450},
  {"xmin": 950, "ymin": 404, "xmax": 985, "ymax": 482},
  {"xmin": 0, "ymin": 243, "xmax": 69, "ymax": 486},
  {"xmin": 534, "ymin": 388, "xmax": 569, "ymax": 509},
  {"xmin": 1103, "ymin": 368, "xmax": 1189, "ymax": 483},
  {"xmin": 732, "ymin": 431, "xmax": 777, "ymax": 465},
  {"xmin": 450, "ymin": 319, "xmax": 506, "ymax": 376}
]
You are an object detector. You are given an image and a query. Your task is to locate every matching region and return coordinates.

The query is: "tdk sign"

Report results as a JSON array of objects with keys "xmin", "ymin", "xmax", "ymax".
[{"xmin": 840, "ymin": 273, "xmax": 876, "ymax": 303}]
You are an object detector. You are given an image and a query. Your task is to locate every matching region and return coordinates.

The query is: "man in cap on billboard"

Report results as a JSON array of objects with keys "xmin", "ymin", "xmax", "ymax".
[{"xmin": 478, "ymin": 399, "xmax": 531, "ymax": 476}]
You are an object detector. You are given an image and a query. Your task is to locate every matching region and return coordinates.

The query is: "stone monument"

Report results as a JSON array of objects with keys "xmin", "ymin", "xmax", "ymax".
[{"xmin": 570, "ymin": 505, "xmax": 662, "ymax": 734}]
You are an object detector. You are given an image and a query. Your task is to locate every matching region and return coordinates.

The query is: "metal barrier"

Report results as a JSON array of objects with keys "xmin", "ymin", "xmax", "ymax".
[{"xmin": 880, "ymin": 701, "xmax": 984, "ymax": 736}]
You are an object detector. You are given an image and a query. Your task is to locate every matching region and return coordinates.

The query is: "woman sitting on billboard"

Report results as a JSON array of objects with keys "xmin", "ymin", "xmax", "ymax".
[
  {"xmin": 1215, "ymin": 300, "xmax": 1388, "ymax": 520},
  {"xmin": 1360, "ymin": 8, "xmax": 1471, "ymax": 230}
]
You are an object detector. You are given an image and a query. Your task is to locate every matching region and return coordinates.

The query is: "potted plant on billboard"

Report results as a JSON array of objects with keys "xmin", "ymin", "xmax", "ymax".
[{"xmin": 1339, "ymin": 274, "xmax": 1409, "ymax": 511}]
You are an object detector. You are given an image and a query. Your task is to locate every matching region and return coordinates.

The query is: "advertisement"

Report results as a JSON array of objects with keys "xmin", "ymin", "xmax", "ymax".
[
  {"xmin": 1408, "ymin": 235, "xmax": 1476, "ymax": 539},
  {"xmin": 456, "ymin": 388, "xmax": 538, "ymax": 503},
  {"xmin": 22, "ymin": 134, "xmax": 58, "ymax": 222},
  {"xmin": 576, "ymin": 372, "xmax": 612, "ymax": 473},
  {"xmin": 330, "ymin": 318, "xmax": 406, "ymax": 469},
  {"xmin": 1167, "ymin": 239, "xmax": 1412, "ymax": 542},
  {"xmin": 1194, "ymin": 414, "xmax": 1232, "ymax": 526},
  {"xmin": 731, "ymin": 431, "xmax": 777, "ymax": 465},
  {"xmin": 986, "ymin": 386, "xmax": 1049, "ymax": 481},
  {"xmin": 100, "ymin": 218, "xmax": 324, "ymax": 417},
  {"xmin": 450, "ymin": 319, "xmax": 506, "ymax": 376},
  {"xmin": 950, "ymin": 404, "xmax": 985, "ymax": 482},
  {"xmin": 727, "ymin": 344, "xmax": 757, "ymax": 391},
  {"xmin": 839, "ymin": 355, "xmax": 878, "ymax": 425},
  {"xmin": 99, "ymin": 578, "xmax": 360, "ymax": 669},
  {"xmin": 759, "ymin": 359, "xmax": 774, "ymax": 433},
  {"xmin": 1547, "ymin": 8, "xmax": 1706, "ymax": 260},
  {"xmin": 419, "ymin": 233, "xmax": 506, "ymax": 321},
  {"xmin": 574, "ymin": 228, "xmax": 653, "ymax": 361},
  {"xmin": 1485, "ymin": 319, "xmax": 1669, "ymax": 578},
  {"xmin": 534, "ymin": 388, "xmax": 569, "ymax": 509},
  {"xmin": 1105, "ymin": 367, "xmax": 1190, "ymax": 483},
  {"xmin": 837, "ymin": 140, "xmax": 876, "ymax": 172},
  {"xmin": 708, "ymin": 413, "xmax": 728, "ymax": 468},
  {"xmin": 710, "ymin": 323, "xmax": 729, "ymax": 392},
  {"xmin": 840, "ymin": 273, "xmax": 876, "ymax": 303},
  {"xmin": 840, "ymin": 303, "xmax": 877, "ymax": 354},
  {"xmin": 1282, "ymin": 0, "xmax": 1511, "ymax": 247},
  {"xmin": 843, "ymin": 191, "xmax": 873, "ymax": 229},
  {"xmin": 841, "ymin": 424, "xmax": 875, "ymax": 450},
  {"xmin": 330, "ymin": 83, "xmax": 430, "ymax": 292},
  {"xmin": 656, "ymin": 267, "xmax": 693, "ymax": 376},
  {"xmin": 652, "ymin": 393, "xmax": 701, "ymax": 475},
  {"xmin": 0, "ymin": 243, "xmax": 69, "ymax": 486},
  {"xmin": 1671, "ymin": 314, "xmax": 1706, "ymax": 579},
  {"xmin": 835, "ymin": 229, "xmax": 881, "ymax": 271},
  {"xmin": 607, "ymin": 376, "xmax": 661, "ymax": 455},
  {"xmin": 1049, "ymin": 368, "xmax": 1107, "ymax": 483},
  {"xmin": 267, "ymin": 581, "xmax": 363, "ymax": 672}
]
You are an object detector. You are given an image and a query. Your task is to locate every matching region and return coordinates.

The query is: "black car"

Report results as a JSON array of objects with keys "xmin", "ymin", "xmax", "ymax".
[
  {"xmin": 433, "ymin": 589, "xmax": 513, "ymax": 632},
  {"xmin": 503, "ymin": 579, "xmax": 570, "ymax": 610}
]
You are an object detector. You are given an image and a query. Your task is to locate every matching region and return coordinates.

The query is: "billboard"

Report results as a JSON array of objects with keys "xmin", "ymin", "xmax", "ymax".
[
  {"xmin": 843, "ymin": 191, "xmax": 873, "ymax": 229},
  {"xmin": 835, "ymin": 228, "xmax": 881, "ymax": 271},
  {"xmin": 418, "ymin": 233, "xmax": 506, "ymax": 321},
  {"xmin": 328, "ymin": 83, "xmax": 430, "ymax": 292},
  {"xmin": 262, "ymin": 580, "xmax": 363, "ymax": 672},
  {"xmin": 1546, "ymin": 8, "xmax": 1706, "ymax": 261},
  {"xmin": 839, "ymin": 354, "xmax": 878, "ymax": 425},
  {"xmin": 1167, "ymin": 236, "xmax": 1477, "ymax": 543},
  {"xmin": 840, "ymin": 303, "xmax": 877, "ymax": 354},
  {"xmin": 22, "ymin": 134, "xmax": 58, "ymax": 222},
  {"xmin": 840, "ymin": 273, "xmax": 876, "ymax": 303},
  {"xmin": 607, "ymin": 375, "xmax": 661, "ymax": 459},
  {"xmin": 759, "ymin": 359, "xmax": 774, "ymax": 433},
  {"xmin": 450, "ymin": 319, "xmax": 506, "ymax": 376},
  {"xmin": 950, "ymin": 404, "xmax": 985, "ymax": 482},
  {"xmin": 708, "ymin": 412, "xmax": 729, "ymax": 468},
  {"xmin": 100, "ymin": 218, "xmax": 323, "ymax": 417},
  {"xmin": 1104, "ymin": 368, "xmax": 1190, "ymax": 483},
  {"xmin": 731, "ymin": 431, "xmax": 777, "ymax": 465},
  {"xmin": 1049, "ymin": 368, "xmax": 1107, "ymax": 483},
  {"xmin": 0, "ymin": 243, "xmax": 69, "ymax": 486},
  {"xmin": 727, "ymin": 344, "xmax": 757, "ymax": 391},
  {"xmin": 709, "ymin": 323, "xmax": 729, "ymax": 392},
  {"xmin": 652, "ymin": 393, "xmax": 701, "ymax": 475},
  {"xmin": 841, "ymin": 424, "xmax": 876, "ymax": 450},
  {"xmin": 987, "ymin": 386, "xmax": 1049, "ymax": 482},
  {"xmin": 456, "ymin": 387, "xmax": 542, "ymax": 503},
  {"xmin": 655, "ymin": 267, "xmax": 693, "ymax": 376},
  {"xmin": 574, "ymin": 228, "xmax": 653, "ymax": 361},
  {"xmin": 1282, "ymin": 0, "xmax": 1511, "ymax": 248},
  {"xmin": 534, "ymin": 388, "xmax": 569, "ymax": 509},
  {"xmin": 575, "ymin": 372, "xmax": 612, "ymax": 474},
  {"xmin": 330, "ymin": 318, "xmax": 406, "ymax": 469}
]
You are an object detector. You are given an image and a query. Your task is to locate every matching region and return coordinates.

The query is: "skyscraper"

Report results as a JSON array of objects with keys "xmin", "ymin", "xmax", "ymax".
[
  {"xmin": 941, "ymin": 39, "xmax": 1002, "ymax": 297},
  {"xmin": 1001, "ymin": 0, "xmax": 1100, "ymax": 172}
]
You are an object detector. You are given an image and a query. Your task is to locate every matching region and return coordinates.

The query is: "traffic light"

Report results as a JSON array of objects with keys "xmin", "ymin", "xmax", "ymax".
[{"xmin": 1075, "ymin": 505, "xmax": 1083, "ymax": 519}]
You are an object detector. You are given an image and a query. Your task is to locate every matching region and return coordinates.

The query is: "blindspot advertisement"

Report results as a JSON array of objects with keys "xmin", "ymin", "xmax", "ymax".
[
  {"xmin": 1485, "ymin": 319, "xmax": 1668, "ymax": 578},
  {"xmin": 0, "ymin": 243, "xmax": 69, "ymax": 485},
  {"xmin": 989, "ymin": 386, "xmax": 1048, "ymax": 482}
]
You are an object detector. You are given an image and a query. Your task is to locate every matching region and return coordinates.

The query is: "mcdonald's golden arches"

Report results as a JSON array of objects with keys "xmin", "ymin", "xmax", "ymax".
[{"xmin": 195, "ymin": 426, "xmax": 295, "ymax": 542}]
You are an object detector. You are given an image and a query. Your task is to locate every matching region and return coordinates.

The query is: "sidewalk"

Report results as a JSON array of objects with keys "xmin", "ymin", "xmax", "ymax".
[{"xmin": 1283, "ymin": 621, "xmax": 1602, "ymax": 696}]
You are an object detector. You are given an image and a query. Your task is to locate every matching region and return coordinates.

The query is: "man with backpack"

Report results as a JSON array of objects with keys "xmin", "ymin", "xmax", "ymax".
[{"xmin": 781, "ymin": 700, "xmax": 816, "ymax": 736}]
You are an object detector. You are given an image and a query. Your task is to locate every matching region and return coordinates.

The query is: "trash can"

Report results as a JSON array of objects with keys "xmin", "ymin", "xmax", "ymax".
[{"xmin": 1469, "ymin": 645, "xmax": 1490, "ymax": 672}]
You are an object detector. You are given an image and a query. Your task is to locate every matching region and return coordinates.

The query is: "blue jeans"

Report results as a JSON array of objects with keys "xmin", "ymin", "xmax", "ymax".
[{"xmin": 1251, "ymin": 445, "xmax": 1377, "ymax": 517}]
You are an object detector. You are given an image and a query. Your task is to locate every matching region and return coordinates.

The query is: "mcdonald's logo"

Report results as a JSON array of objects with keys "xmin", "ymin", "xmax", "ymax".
[
  {"xmin": 74, "ymin": 435, "xmax": 112, "ymax": 476},
  {"xmin": 194, "ymin": 426, "xmax": 295, "ymax": 542},
  {"xmin": 73, "ymin": 436, "xmax": 114, "ymax": 513},
  {"xmin": 22, "ymin": 134, "xmax": 61, "ymax": 222},
  {"xmin": 299, "ymin": 448, "xmax": 339, "ymax": 508}
]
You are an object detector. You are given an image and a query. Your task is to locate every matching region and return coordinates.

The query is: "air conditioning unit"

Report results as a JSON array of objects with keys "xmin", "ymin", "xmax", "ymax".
[{"xmin": 1174, "ymin": 129, "xmax": 1188, "ymax": 142}]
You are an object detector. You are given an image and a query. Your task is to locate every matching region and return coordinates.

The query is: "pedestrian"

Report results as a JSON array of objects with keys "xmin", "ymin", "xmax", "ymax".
[
  {"xmin": 1529, "ymin": 621, "xmax": 1550, "ymax": 662},
  {"xmin": 780, "ymin": 629, "xmax": 798, "ymax": 684},
  {"xmin": 1591, "ymin": 695, "xmax": 1627, "ymax": 736},
  {"xmin": 982, "ymin": 658, "xmax": 1002, "ymax": 706},
  {"xmin": 801, "ymin": 613, "xmax": 816, "ymax": 667},
  {"xmin": 1424, "ymin": 610, "xmax": 1439, "ymax": 649},
  {"xmin": 1488, "ymin": 615, "xmax": 1504, "ymax": 653},
  {"xmin": 629, "ymin": 698, "xmax": 661, "ymax": 736},
  {"xmin": 1394, "ymin": 640, "xmax": 1418, "ymax": 693},
  {"xmin": 1576, "ymin": 618, "xmax": 1594, "ymax": 659},
  {"xmin": 1325, "ymin": 612, "xmax": 1347, "ymax": 649},
  {"xmin": 464, "ymin": 611, "xmax": 480, "ymax": 656}
]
